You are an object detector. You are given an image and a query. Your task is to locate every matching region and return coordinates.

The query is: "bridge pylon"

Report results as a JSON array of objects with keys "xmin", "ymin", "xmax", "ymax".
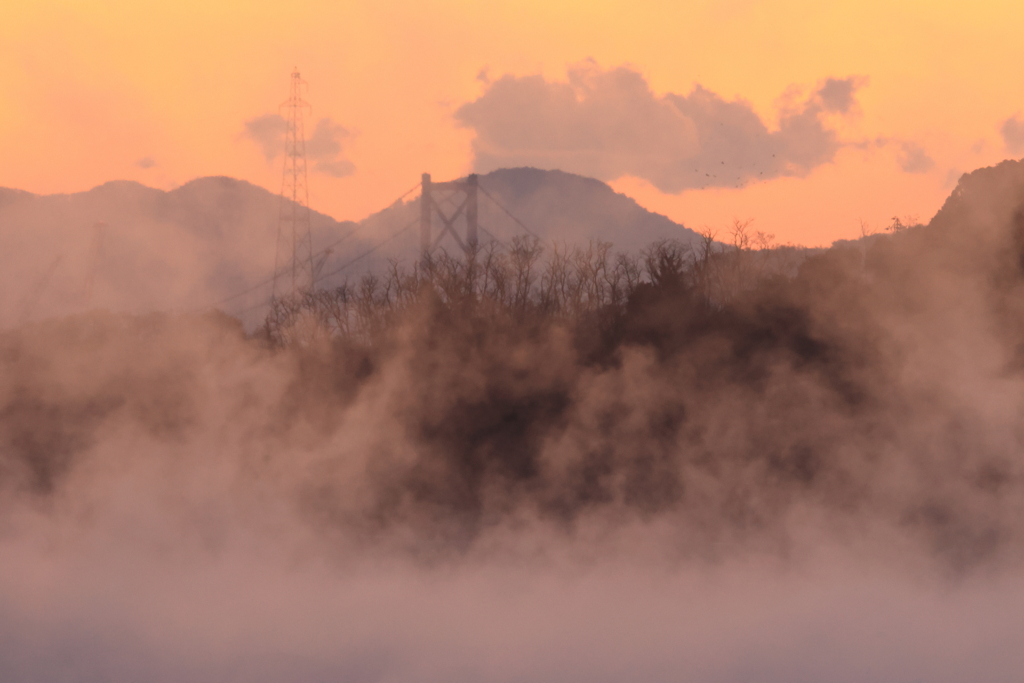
[{"xmin": 419, "ymin": 173, "xmax": 479, "ymax": 263}]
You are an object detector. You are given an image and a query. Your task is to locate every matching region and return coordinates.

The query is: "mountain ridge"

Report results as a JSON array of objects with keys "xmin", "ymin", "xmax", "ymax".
[
  {"xmin": 331, "ymin": 167, "xmax": 705, "ymax": 255},
  {"xmin": 4, "ymin": 160, "xmax": 1024, "ymax": 329},
  {"xmin": 0, "ymin": 168, "xmax": 703, "ymax": 328}
]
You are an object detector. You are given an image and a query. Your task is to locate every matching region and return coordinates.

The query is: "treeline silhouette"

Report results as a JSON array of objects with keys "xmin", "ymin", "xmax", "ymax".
[
  {"xmin": 265, "ymin": 222, "xmax": 802, "ymax": 347},
  {"xmin": 257, "ymin": 215, "xmax": 1019, "ymax": 565},
  {"xmin": 4, "ymin": 210, "xmax": 1023, "ymax": 568}
]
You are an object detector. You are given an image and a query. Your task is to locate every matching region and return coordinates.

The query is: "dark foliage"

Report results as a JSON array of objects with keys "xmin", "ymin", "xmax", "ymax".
[{"xmin": 3, "ymin": 206, "xmax": 1024, "ymax": 567}]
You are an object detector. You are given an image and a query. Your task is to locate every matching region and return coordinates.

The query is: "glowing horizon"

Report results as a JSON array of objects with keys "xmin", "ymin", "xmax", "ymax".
[{"xmin": 3, "ymin": 0, "xmax": 1024, "ymax": 246}]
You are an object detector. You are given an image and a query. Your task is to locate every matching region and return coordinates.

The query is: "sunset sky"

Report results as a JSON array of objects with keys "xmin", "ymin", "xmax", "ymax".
[{"xmin": 3, "ymin": 0, "xmax": 1024, "ymax": 245}]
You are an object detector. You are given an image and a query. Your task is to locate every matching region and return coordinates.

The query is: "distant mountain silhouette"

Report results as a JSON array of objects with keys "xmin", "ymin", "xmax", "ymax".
[
  {"xmin": 0, "ymin": 169, "xmax": 706, "ymax": 328},
  {"xmin": 0, "ymin": 177, "xmax": 357, "ymax": 328},
  {"xmin": 9, "ymin": 161, "xmax": 1024, "ymax": 329},
  {"xmin": 360, "ymin": 167, "xmax": 702, "ymax": 257},
  {"xmin": 876, "ymin": 159, "xmax": 1024, "ymax": 273},
  {"xmin": 927, "ymin": 160, "xmax": 1024, "ymax": 255},
  {"xmin": 932, "ymin": 161, "xmax": 1024, "ymax": 227}
]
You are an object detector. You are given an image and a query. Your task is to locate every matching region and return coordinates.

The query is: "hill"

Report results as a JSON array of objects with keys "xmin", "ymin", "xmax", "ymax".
[
  {"xmin": 358, "ymin": 167, "xmax": 703, "ymax": 258},
  {"xmin": 0, "ymin": 169, "xmax": 703, "ymax": 328},
  {"xmin": 6, "ymin": 160, "xmax": 1024, "ymax": 329},
  {"xmin": 0, "ymin": 177, "xmax": 359, "ymax": 328}
]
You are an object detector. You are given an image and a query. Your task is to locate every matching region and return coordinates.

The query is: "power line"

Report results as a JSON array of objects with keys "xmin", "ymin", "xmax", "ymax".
[
  {"xmin": 392, "ymin": 181, "xmax": 422, "ymax": 205},
  {"xmin": 235, "ymin": 216, "xmax": 419, "ymax": 318},
  {"xmin": 203, "ymin": 232, "xmax": 352, "ymax": 309},
  {"xmin": 477, "ymin": 224, "xmax": 504, "ymax": 246},
  {"xmin": 477, "ymin": 185, "xmax": 542, "ymax": 239},
  {"xmin": 194, "ymin": 176, "xmax": 546, "ymax": 328},
  {"xmin": 196, "ymin": 178, "xmax": 538, "ymax": 323},
  {"xmin": 316, "ymin": 217, "xmax": 418, "ymax": 284},
  {"xmin": 203, "ymin": 182, "xmax": 421, "ymax": 311},
  {"xmin": 233, "ymin": 220, "xmax": 417, "ymax": 317}
]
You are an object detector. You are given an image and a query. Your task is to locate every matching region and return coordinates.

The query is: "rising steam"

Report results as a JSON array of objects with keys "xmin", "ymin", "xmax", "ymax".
[{"xmin": 3, "ymin": 163, "xmax": 1024, "ymax": 681}]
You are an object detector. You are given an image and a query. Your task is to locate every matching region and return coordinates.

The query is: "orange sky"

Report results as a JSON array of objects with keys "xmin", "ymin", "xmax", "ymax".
[{"xmin": 2, "ymin": 0, "xmax": 1023, "ymax": 246}]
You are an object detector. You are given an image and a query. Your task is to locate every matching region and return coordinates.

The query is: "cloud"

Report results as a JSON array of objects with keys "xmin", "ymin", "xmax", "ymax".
[
  {"xmin": 867, "ymin": 136, "xmax": 937, "ymax": 175},
  {"xmin": 135, "ymin": 156, "xmax": 156, "ymax": 169},
  {"xmin": 242, "ymin": 115, "xmax": 355, "ymax": 177},
  {"xmin": 307, "ymin": 118, "xmax": 356, "ymax": 178},
  {"xmin": 243, "ymin": 114, "xmax": 288, "ymax": 162},
  {"xmin": 817, "ymin": 77, "xmax": 864, "ymax": 113},
  {"xmin": 897, "ymin": 142, "xmax": 935, "ymax": 173},
  {"xmin": 455, "ymin": 63, "xmax": 863, "ymax": 192},
  {"xmin": 1000, "ymin": 115, "xmax": 1024, "ymax": 154}
]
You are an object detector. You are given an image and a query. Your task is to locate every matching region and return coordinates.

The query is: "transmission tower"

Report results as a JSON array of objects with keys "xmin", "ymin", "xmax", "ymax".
[{"xmin": 273, "ymin": 68, "xmax": 316, "ymax": 300}]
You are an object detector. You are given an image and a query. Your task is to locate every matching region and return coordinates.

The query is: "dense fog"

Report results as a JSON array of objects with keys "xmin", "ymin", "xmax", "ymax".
[{"xmin": 3, "ymin": 161, "xmax": 1024, "ymax": 681}]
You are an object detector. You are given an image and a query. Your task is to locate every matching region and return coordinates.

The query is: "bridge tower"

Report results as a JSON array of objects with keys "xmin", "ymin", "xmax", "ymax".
[{"xmin": 419, "ymin": 173, "xmax": 479, "ymax": 263}]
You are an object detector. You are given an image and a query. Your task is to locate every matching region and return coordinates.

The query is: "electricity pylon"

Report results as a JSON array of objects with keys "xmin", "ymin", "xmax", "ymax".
[{"xmin": 273, "ymin": 68, "xmax": 316, "ymax": 300}]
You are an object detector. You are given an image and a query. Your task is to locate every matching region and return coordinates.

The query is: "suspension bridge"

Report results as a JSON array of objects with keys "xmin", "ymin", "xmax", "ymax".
[
  {"xmin": 205, "ymin": 171, "xmax": 542, "ymax": 321},
  {"xmin": 14, "ymin": 71, "xmax": 542, "ymax": 328}
]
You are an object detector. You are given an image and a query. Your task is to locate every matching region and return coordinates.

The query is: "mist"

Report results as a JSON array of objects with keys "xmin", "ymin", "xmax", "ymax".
[
  {"xmin": 0, "ymin": 168, "xmax": 702, "ymax": 330},
  {"xmin": 4, "ymin": 161, "xmax": 1024, "ymax": 681}
]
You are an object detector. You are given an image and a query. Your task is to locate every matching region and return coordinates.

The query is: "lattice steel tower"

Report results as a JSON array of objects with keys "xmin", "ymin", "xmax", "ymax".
[{"xmin": 273, "ymin": 68, "xmax": 316, "ymax": 300}]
